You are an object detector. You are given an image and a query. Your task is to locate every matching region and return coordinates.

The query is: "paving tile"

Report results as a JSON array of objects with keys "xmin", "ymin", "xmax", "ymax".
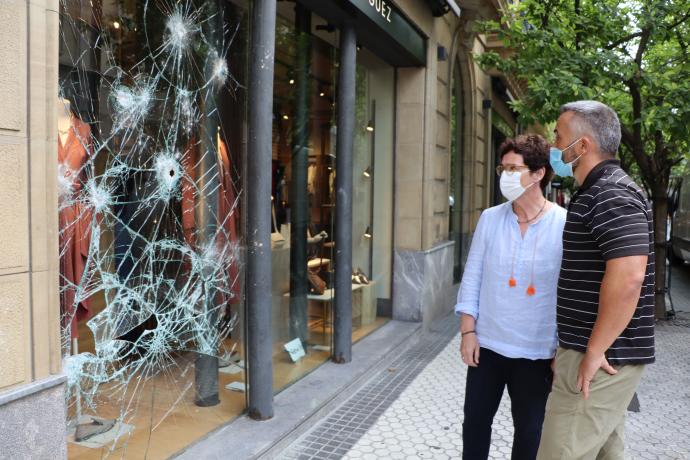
[{"xmin": 280, "ymin": 265, "xmax": 690, "ymax": 460}]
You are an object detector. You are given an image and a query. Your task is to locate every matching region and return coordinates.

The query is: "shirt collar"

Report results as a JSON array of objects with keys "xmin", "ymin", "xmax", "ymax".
[{"xmin": 579, "ymin": 159, "xmax": 621, "ymax": 192}]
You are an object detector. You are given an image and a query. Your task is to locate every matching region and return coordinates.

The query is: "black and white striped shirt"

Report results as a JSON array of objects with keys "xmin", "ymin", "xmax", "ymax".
[{"xmin": 557, "ymin": 160, "xmax": 655, "ymax": 365}]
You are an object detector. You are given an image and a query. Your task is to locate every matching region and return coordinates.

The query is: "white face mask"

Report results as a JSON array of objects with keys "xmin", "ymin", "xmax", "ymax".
[{"xmin": 500, "ymin": 170, "xmax": 535, "ymax": 202}]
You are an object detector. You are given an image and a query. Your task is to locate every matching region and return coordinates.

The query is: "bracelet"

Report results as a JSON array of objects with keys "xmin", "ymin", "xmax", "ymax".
[{"xmin": 461, "ymin": 330, "xmax": 476, "ymax": 337}]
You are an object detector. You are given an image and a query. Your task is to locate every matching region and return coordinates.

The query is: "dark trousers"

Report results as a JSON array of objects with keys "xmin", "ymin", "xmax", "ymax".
[{"xmin": 462, "ymin": 347, "xmax": 552, "ymax": 460}]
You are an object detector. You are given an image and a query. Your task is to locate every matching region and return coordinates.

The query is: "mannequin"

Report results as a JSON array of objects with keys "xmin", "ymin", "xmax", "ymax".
[
  {"xmin": 58, "ymin": 97, "xmax": 94, "ymax": 341},
  {"xmin": 58, "ymin": 98, "xmax": 72, "ymax": 148},
  {"xmin": 58, "ymin": 97, "xmax": 113, "ymax": 440}
]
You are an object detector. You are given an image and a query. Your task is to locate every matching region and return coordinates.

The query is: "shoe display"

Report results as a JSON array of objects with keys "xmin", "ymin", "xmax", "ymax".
[{"xmin": 355, "ymin": 268, "xmax": 369, "ymax": 284}]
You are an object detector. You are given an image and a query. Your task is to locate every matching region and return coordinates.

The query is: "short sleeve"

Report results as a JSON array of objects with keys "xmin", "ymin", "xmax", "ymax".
[{"xmin": 584, "ymin": 185, "xmax": 651, "ymax": 260}]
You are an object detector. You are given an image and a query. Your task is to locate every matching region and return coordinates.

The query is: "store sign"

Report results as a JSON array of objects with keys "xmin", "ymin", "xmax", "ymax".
[
  {"xmin": 366, "ymin": 0, "xmax": 393, "ymax": 22},
  {"xmin": 348, "ymin": 0, "xmax": 426, "ymax": 64}
]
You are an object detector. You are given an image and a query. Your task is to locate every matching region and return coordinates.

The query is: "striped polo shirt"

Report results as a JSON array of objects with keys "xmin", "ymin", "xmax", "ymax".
[{"xmin": 557, "ymin": 159, "xmax": 655, "ymax": 365}]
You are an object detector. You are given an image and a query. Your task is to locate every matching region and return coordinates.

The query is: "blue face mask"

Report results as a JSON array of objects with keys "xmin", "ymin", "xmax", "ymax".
[{"xmin": 549, "ymin": 137, "xmax": 584, "ymax": 177}]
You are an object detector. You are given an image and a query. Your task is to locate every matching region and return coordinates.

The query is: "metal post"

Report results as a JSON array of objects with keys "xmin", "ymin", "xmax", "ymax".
[
  {"xmin": 247, "ymin": 0, "xmax": 276, "ymax": 420},
  {"xmin": 333, "ymin": 22, "xmax": 356, "ymax": 364},
  {"xmin": 289, "ymin": 5, "xmax": 312, "ymax": 346}
]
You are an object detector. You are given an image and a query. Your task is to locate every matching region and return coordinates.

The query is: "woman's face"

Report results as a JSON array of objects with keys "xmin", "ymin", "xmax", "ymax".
[
  {"xmin": 501, "ymin": 151, "xmax": 545, "ymax": 190},
  {"xmin": 502, "ymin": 151, "xmax": 530, "ymax": 189}
]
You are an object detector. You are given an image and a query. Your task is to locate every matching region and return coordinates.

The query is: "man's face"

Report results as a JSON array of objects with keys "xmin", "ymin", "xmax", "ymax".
[{"xmin": 553, "ymin": 112, "xmax": 582, "ymax": 163}]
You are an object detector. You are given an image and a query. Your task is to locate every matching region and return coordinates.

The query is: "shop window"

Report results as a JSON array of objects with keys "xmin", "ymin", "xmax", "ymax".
[
  {"xmin": 269, "ymin": 4, "xmax": 338, "ymax": 392},
  {"xmin": 58, "ymin": 1, "xmax": 248, "ymax": 457},
  {"xmin": 351, "ymin": 49, "xmax": 394, "ymax": 340}
]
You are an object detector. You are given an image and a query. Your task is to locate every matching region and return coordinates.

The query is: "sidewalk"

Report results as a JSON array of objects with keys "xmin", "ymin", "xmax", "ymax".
[{"xmin": 278, "ymin": 265, "xmax": 690, "ymax": 460}]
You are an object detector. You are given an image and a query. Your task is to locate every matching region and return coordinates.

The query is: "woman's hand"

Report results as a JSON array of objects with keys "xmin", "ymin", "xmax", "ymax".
[
  {"xmin": 461, "ymin": 333, "xmax": 480, "ymax": 367},
  {"xmin": 459, "ymin": 314, "xmax": 480, "ymax": 367}
]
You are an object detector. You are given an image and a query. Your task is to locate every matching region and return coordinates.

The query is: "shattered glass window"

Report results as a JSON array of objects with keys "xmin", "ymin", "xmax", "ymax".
[{"xmin": 58, "ymin": 0, "xmax": 249, "ymax": 457}]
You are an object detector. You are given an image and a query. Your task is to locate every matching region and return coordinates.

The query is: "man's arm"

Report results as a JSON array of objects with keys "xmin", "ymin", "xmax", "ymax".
[
  {"xmin": 578, "ymin": 255, "xmax": 647, "ymax": 398},
  {"xmin": 588, "ymin": 256, "xmax": 648, "ymax": 355}
]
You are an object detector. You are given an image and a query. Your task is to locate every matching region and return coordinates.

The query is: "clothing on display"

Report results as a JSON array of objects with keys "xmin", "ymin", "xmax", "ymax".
[
  {"xmin": 58, "ymin": 107, "xmax": 94, "ymax": 339},
  {"xmin": 307, "ymin": 163, "xmax": 317, "ymax": 195},
  {"xmin": 181, "ymin": 134, "xmax": 241, "ymax": 304}
]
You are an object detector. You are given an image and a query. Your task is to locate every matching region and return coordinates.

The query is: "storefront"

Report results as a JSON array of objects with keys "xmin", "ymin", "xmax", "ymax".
[
  {"xmin": 0, "ymin": 0, "xmax": 522, "ymax": 458},
  {"xmin": 53, "ymin": 0, "xmax": 429, "ymax": 457}
]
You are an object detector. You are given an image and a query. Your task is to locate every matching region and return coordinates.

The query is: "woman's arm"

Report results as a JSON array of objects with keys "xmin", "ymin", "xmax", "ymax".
[
  {"xmin": 455, "ymin": 211, "xmax": 488, "ymax": 320},
  {"xmin": 456, "ymin": 211, "xmax": 490, "ymax": 367}
]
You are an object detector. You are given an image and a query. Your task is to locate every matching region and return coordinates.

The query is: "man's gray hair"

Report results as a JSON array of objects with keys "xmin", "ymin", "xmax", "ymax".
[{"xmin": 559, "ymin": 100, "xmax": 621, "ymax": 156}]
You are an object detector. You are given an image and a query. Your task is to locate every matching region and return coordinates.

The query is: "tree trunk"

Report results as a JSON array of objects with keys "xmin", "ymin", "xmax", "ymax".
[{"xmin": 651, "ymin": 187, "xmax": 669, "ymax": 319}]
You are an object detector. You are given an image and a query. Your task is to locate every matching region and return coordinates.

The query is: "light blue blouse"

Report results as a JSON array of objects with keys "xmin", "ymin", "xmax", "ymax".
[{"xmin": 455, "ymin": 202, "xmax": 567, "ymax": 360}]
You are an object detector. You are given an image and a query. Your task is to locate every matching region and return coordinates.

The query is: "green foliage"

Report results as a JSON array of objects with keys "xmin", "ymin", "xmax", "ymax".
[{"xmin": 476, "ymin": 0, "xmax": 690, "ymax": 191}]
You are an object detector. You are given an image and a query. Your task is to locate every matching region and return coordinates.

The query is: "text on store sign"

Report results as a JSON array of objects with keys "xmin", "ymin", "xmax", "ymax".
[{"xmin": 368, "ymin": 0, "xmax": 392, "ymax": 23}]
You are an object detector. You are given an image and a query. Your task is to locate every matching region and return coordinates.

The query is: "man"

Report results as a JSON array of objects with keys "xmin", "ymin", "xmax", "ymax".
[{"xmin": 537, "ymin": 100, "xmax": 654, "ymax": 460}]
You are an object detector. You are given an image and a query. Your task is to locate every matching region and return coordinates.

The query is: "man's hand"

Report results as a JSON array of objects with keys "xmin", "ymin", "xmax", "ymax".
[
  {"xmin": 577, "ymin": 352, "xmax": 617, "ymax": 399},
  {"xmin": 460, "ymin": 333, "xmax": 480, "ymax": 367}
]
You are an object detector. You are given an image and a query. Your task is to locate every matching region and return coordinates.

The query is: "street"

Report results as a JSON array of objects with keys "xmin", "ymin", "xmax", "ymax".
[{"xmin": 279, "ymin": 263, "xmax": 690, "ymax": 460}]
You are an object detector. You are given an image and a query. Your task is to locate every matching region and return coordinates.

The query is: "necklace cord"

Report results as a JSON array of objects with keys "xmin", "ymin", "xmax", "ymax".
[{"xmin": 517, "ymin": 198, "xmax": 547, "ymax": 224}]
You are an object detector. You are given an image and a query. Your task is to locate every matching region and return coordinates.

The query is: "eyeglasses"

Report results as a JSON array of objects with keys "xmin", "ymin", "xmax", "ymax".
[{"xmin": 496, "ymin": 165, "xmax": 529, "ymax": 176}]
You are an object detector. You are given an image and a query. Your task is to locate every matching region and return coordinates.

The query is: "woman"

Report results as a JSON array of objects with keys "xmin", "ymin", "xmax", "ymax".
[{"xmin": 456, "ymin": 134, "xmax": 566, "ymax": 460}]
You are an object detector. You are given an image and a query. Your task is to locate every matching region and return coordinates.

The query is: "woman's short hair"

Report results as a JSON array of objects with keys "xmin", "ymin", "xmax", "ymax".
[{"xmin": 498, "ymin": 134, "xmax": 553, "ymax": 190}]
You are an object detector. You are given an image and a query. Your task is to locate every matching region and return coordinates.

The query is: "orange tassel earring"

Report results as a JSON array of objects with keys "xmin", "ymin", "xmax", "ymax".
[
  {"xmin": 526, "ymin": 232, "xmax": 538, "ymax": 296},
  {"xmin": 508, "ymin": 242, "xmax": 517, "ymax": 288}
]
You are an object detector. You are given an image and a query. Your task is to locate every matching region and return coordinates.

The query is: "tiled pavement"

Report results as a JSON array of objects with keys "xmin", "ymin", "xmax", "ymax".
[
  {"xmin": 278, "ymin": 263, "xmax": 690, "ymax": 460},
  {"xmin": 279, "ymin": 318, "xmax": 460, "ymax": 460}
]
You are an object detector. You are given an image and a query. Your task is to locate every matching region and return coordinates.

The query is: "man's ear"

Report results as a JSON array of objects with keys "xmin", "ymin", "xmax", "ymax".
[{"xmin": 581, "ymin": 136, "xmax": 594, "ymax": 155}]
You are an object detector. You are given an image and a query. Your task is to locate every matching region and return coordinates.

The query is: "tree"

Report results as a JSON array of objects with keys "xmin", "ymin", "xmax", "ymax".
[{"xmin": 477, "ymin": 0, "xmax": 690, "ymax": 318}]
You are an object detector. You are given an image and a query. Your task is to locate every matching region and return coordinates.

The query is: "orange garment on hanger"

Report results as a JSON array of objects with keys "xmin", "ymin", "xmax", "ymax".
[
  {"xmin": 181, "ymin": 136, "xmax": 241, "ymax": 305},
  {"xmin": 58, "ymin": 115, "xmax": 94, "ymax": 338}
]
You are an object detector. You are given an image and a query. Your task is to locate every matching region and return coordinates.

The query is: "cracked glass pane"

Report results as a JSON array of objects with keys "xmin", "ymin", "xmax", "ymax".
[{"xmin": 58, "ymin": 0, "xmax": 248, "ymax": 457}]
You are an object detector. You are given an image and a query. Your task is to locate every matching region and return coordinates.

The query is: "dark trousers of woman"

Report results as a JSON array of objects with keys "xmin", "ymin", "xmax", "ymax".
[{"xmin": 462, "ymin": 347, "xmax": 552, "ymax": 460}]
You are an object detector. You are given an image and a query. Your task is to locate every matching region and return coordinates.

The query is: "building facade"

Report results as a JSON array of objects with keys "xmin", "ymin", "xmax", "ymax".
[{"xmin": 0, "ymin": 0, "xmax": 519, "ymax": 458}]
